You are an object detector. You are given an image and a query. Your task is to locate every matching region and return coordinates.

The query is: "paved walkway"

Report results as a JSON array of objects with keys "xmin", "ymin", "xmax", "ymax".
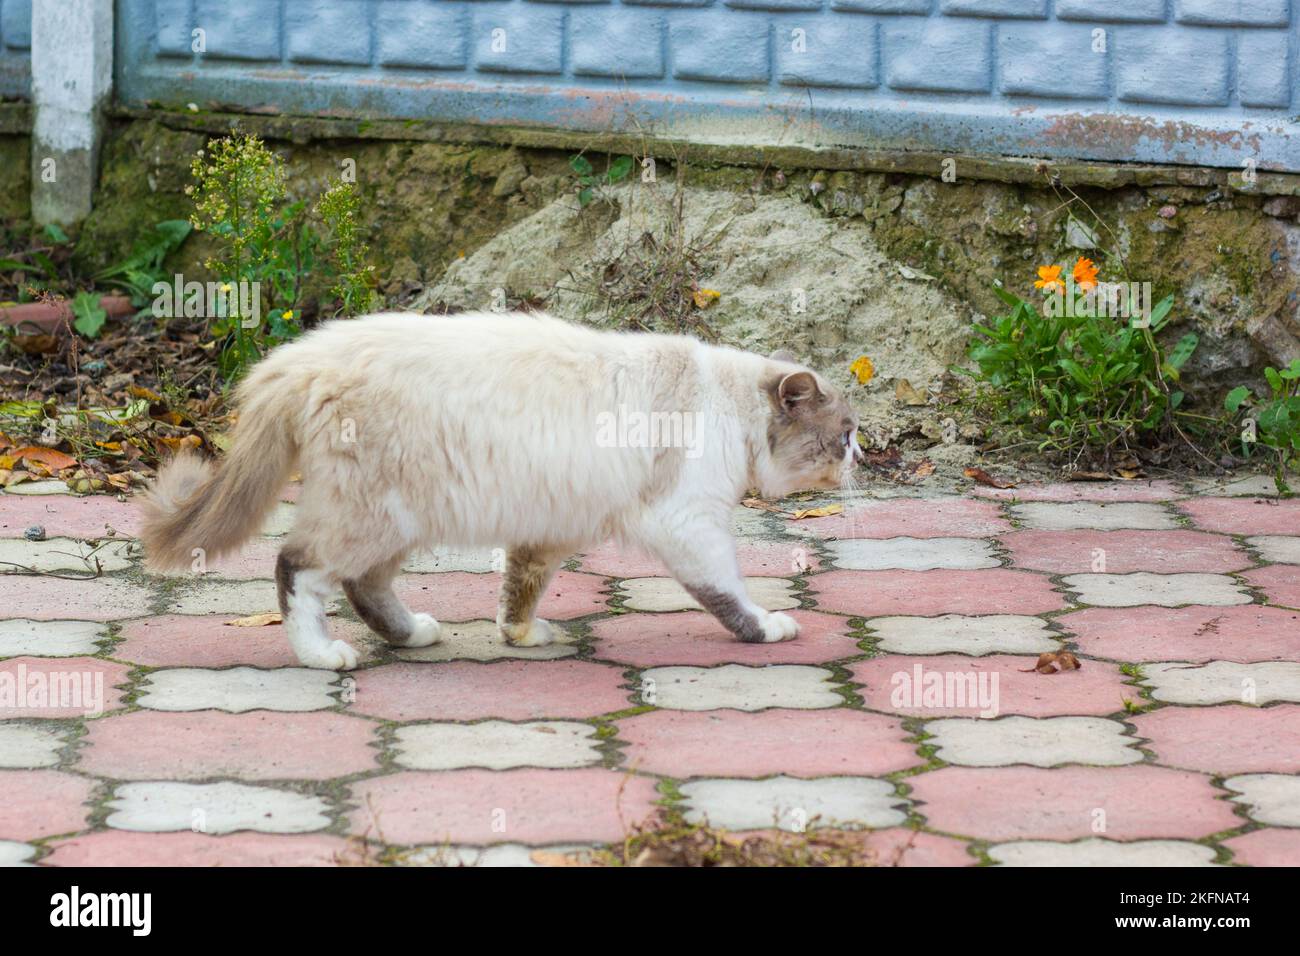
[{"xmin": 1, "ymin": 475, "xmax": 1297, "ymax": 866}]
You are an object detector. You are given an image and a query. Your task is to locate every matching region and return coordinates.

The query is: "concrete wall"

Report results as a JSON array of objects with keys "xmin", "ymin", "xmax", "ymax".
[{"xmin": 110, "ymin": 0, "xmax": 1300, "ymax": 171}]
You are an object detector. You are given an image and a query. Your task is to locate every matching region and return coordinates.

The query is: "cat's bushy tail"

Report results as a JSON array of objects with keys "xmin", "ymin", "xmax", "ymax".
[{"xmin": 141, "ymin": 362, "xmax": 298, "ymax": 572}]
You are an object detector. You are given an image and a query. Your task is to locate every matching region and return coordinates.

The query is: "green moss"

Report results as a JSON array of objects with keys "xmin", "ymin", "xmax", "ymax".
[{"xmin": 0, "ymin": 134, "xmax": 31, "ymax": 221}]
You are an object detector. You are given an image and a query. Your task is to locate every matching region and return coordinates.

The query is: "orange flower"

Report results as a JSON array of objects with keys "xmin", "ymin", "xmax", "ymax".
[
  {"xmin": 1072, "ymin": 257, "xmax": 1099, "ymax": 291},
  {"xmin": 1034, "ymin": 264, "xmax": 1064, "ymax": 294}
]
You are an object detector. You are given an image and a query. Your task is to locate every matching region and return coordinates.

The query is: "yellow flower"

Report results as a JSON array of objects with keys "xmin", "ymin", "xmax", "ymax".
[
  {"xmin": 281, "ymin": 310, "xmax": 293, "ymax": 320},
  {"xmin": 1034, "ymin": 265, "xmax": 1064, "ymax": 294},
  {"xmin": 849, "ymin": 355, "xmax": 875, "ymax": 385},
  {"xmin": 220, "ymin": 282, "xmax": 232, "ymax": 293},
  {"xmin": 1072, "ymin": 257, "xmax": 1099, "ymax": 292}
]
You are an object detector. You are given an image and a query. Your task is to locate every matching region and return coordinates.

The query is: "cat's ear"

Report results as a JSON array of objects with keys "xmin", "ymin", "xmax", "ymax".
[
  {"xmin": 770, "ymin": 349, "xmax": 797, "ymax": 364},
  {"xmin": 775, "ymin": 370, "xmax": 823, "ymax": 413}
]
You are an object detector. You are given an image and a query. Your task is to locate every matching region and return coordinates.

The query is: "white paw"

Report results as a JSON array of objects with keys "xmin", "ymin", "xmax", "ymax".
[
  {"xmin": 499, "ymin": 617, "xmax": 557, "ymax": 648},
  {"xmin": 757, "ymin": 611, "xmax": 799, "ymax": 644},
  {"xmin": 407, "ymin": 613, "xmax": 442, "ymax": 648},
  {"xmin": 297, "ymin": 639, "xmax": 360, "ymax": 671}
]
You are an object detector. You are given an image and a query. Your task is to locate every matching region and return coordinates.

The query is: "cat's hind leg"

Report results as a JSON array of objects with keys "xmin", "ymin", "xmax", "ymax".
[
  {"xmin": 342, "ymin": 554, "xmax": 441, "ymax": 648},
  {"xmin": 276, "ymin": 546, "xmax": 360, "ymax": 670},
  {"xmin": 497, "ymin": 545, "xmax": 570, "ymax": 647}
]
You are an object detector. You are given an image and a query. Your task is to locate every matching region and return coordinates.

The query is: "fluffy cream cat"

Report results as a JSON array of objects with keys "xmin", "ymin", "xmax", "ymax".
[{"xmin": 142, "ymin": 311, "xmax": 862, "ymax": 669}]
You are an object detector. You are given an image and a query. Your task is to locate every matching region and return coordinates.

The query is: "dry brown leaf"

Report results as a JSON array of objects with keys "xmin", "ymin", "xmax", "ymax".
[
  {"xmin": 790, "ymin": 504, "xmax": 843, "ymax": 520},
  {"xmin": 1067, "ymin": 471, "xmax": 1111, "ymax": 482},
  {"xmin": 894, "ymin": 379, "xmax": 929, "ymax": 406},
  {"xmin": 1, "ymin": 470, "xmax": 31, "ymax": 488},
  {"xmin": 0, "ymin": 431, "xmax": 12, "ymax": 452},
  {"xmin": 1114, "ymin": 467, "xmax": 1146, "ymax": 480},
  {"xmin": 529, "ymin": 850, "xmax": 593, "ymax": 867},
  {"xmin": 911, "ymin": 459, "xmax": 936, "ymax": 479},
  {"xmin": 11, "ymin": 446, "xmax": 78, "ymax": 470},
  {"xmin": 1022, "ymin": 651, "xmax": 1083, "ymax": 675},
  {"xmin": 741, "ymin": 497, "xmax": 786, "ymax": 514},
  {"xmin": 963, "ymin": 466, "xmax": 1015, "ymax": 489},
  {"xmin": 226, "ymin": 612, "xmax": 283, "ymax": 627},
  {"xmin": 691, "ymin": 288, "xmax": 721, "ymax": 309},
  {"xmin": 128, "ymin": 385, "xmax": 164, "ymax": 402}
]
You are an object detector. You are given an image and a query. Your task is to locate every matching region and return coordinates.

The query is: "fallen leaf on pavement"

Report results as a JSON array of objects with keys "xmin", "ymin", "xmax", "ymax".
[
  {"xmin": 226, "ymin": 612, "xmax": 282, "ymax": 627},
  {"xmin": 1022, "ymin": 651, "xmax": 1082, "ymax": 674},
  {"xmin": 741, "ymin": 497, "xmax": 787, "ymax": 514},
  {"xmin": 791, "ymin": 504, "xmax": 843, "ymax": 520},
  {"xmin": 963, "ymin": 466, "xmax": 1015, "ymax": 489},
  {"xmin": 11, "ymin": 445, "xmax": 78, "ymax": 470},
  {"xmin": 894, "ymin": 379, "xmax": 929, "ymax": 406}
]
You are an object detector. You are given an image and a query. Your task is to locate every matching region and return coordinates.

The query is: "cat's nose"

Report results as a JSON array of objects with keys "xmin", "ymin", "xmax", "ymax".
[{"xmin": 851, "ymin": 442, "xmax": 865, "ymax": 465}]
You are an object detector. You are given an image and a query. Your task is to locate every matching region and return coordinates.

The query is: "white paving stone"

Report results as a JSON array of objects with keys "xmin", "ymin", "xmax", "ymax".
[
  {"xmin": 0, "ymin": 722, "xmax": 66, "ymax": 768},
  {"xmin": 640, "ymin": 664, "xmax": 840, "ymax": 711},
  {"xmin": 0, "ymin": 537, "xmax": 134, "ymax": 574},
  {"xmin": 1247, "ymin": 536, "xmax": 1300, "ymax": 564},
  {"xmin": 394, "ymin": 721, "xmax": 600, "ymax": 771},
  {"xmin": 0, "ymin": 840, "xmax": 36, "ymax": 866},
  {"xmin": 869, "ymin": 614, "xmax": 1059, "ymax": 656},
  {"xmin": 731, "ymin": 505, "xmax": 774, "ymax": 538},
  {"xmin": 680, "ymin": 776, "xmax": 906, "ymax": 831},
  {"xmin": 990, "ymin": 838, "xmax": 1217, "ymax": 867},
  {"xmin": 926, "ymin": 716, "xmax": 1142, "ymax": 767},
  {"xmin": 1063, "ymin": 572, "xmax": 1250, "ymax": 607},
  {"xmin": 0, "ymin": 619, "xmax": 104, "ymax": 657},
  {"xmin": 403, "ymin": 547, "xmax": 501, "ymax": 573},
  {"xmin": 396, "ymin": 619, "xmax": 577, "ymax": 662},
  {"xmin": 1, "ymin": 480, "xmax": 75, "ymax": 496},
  {"xmin": 107, "ymin": 781, "xmax": 331, "ymax": 834},
  {"xmin": 400, "ymin": 843, "xmax": 596, "ymax": 867},
  {"xmin": 1224, "ymin": 774, "xmax": 1300, "ymax": 827},
  {"xmin": 137, "ymin": 667, "xmax": 341, "ymax": 712},
  {"xmin": 1188, "ymin": 475, "xmax": 1284, "ymax": 498},
  {"xmin": 617, "ymin": 577, "xmax": 798, "ymax": 612},
  {"xmin": 260, "ymin": 502, "xmax": 297, "ymax": 536},
  {"xmin": 165, "ymin": 579, "xmax": 340, "ymax": 616},
  {"xmin": 828, "ymin": 537, "xmax": 999, "ymax": 571},
  {"xmin": 1143, "ymin": 661, "xmax": 1300, "ymax": 705},
  {"xmin": 1011, "ymin": 501, "xmax": 1178, "ymax": 531}
]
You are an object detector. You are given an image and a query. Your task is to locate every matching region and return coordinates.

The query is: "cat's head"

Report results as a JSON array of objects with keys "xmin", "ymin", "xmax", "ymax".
[{"xmin": 759, "ymin": 351, "xmax": 863, "ymax": 498}]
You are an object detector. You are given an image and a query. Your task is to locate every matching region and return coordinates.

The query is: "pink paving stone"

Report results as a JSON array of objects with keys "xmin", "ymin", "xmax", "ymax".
[
  {"xmin": 43, "ymin": 830, "xmax": 355, "ymax": 866},
  {"xmin": 813, "ymin": 569, "xmax": 1066, "ymax": 617},
  {"xmin": 1002, "ymin": 529, "xmax": 1249, "ymax": 575},
  {"xmin": 617, "ymin": 709, "xmax": 921, "ymax": 777},
  {"xmin": 1223, "ymin": 829, "xmax": 1300, "ymax": 867},
  {"xmin": 1131, "ymin": 704, "xmax": 1300, "ymax": 775},
  {"xmin": 850, "ymin": 654, "xmax": 1138, "ymax": 718},
  {"xmin": 971, "ymin": 480, "xmax": 1183, "ymax": 502},
  {"xmin": 590, "ymin": 610, "xmax": 860, "ymax": 667},
  {"xmin": 0, "ymin": 770, "xmax": 94, "ymax": 840},
  {"xmin": 1061, "ymin": 605, "xmax": 1300, "ymax": 663},
  {"xmin": 114, "ymin": 614, "xmax": 375, "ymax": 668},
  {"xmin": 578, "ymin": 538, "xmax": 820, "ymax": 578},
  {"xmin": 348, "ymin": 768, "xmax": 661, "ymax": 844},
  {"xmin": 1242, "ymin": 565, "xmax": 1300, "ymax": 609},
  {"xmin": 910, "ymin": 766, "xmax": 1237, "ymax": 841},
  {"xmin": 0, "ymin": 575, "xmax": 152, "ymax": 621},
  {"xmin": 733, "ymin": 827, "xmax": 973, "ymax": 866},
  {"xmin": 787, "ymin": 497, "xmax": 1011, "ymax": 539},
  {"xmin": 0, "ymin": 493, "xmax": 143, "ymax": 539},
  {"xmin": 392, "ymin": 570, "xmax": 608, "ymax": 621},
  {"xmin": 351, "ymin": 660, "xmax": 630, "ymax": 721},
  {"xmin": 1177, "ymin": 497, "xmax": 1300, "ymax": 536},
  {"xmin": 0, "ymin": 657, "xmax": 130, "ymax": 717},
  {"xmin": 78, "ymin": 710, "xmax": 380, "ymax": 780}
]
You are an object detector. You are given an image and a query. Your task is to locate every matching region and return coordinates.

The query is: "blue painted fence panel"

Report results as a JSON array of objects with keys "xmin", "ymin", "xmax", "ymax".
[{"xmin": 0, "ymin": 0, "xmax": 31, "ymax": 98}]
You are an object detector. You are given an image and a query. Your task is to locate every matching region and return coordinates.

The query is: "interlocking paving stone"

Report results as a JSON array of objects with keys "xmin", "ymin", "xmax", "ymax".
[
  {"xmin": 926, "ymin": 716, "xmax": 1142, "ymax": 767},
  {"xmin": 0, "ymin": 839, "xmax": 35, "ymax": 865},
  {"xmin": 1142, "ymin": 661, "xmax": 1300, "ymax": 705},
  {"xmin": 0, "ymin": 619, "xmax": 104, "ymax": 657},
  {"xmin": 0, "ymin": 722, "xmax": 66, "ymax": 768},
  {"xmin": 1062, "ymin": 572, "xmax": 1250, "ymax": 607},
  {"xmin": 106, "ymin": 781, "xmax": 332, "ymax": 834},
  {"xmin": 137, "ymin": 666, "xmax": 342, "ymax": 712},
  {"xmin": 42, "ymin": 831, "xmax": 356, "ymax": 866},
  {"xmin": 639, "ymin": 664, "xmax": 841, "ymax": 711},
  {"xmin": 392, "ymin": 570, "xmax": 608, "ymax": 621},
  {"xmin": 1001, "ymin": 529, "xmax": 1249, "ymax": 575},
  {"xmin": 786, "ymin": 497, "xmax": 1011, "ymax": 539},
  {"xmin": 1187, "ymin": 475, "xmax": 1284, "ymax": 498},
  {"xmin": 0, "ymin": 537, "xmax": 135, "ymax": 574},
  {"xmin": 989, "ymin": 838, "xmax": 1217, "ymax": 866},
  {"xmin": 866, "ymin": 614, "xmax": 1059, "ymax": 656},
  {"xmin": 1247, "ymin": 535, "xmax": 1300, "ymax": 564},
  {"xmin": 398, "ymin": 843, "xmax": 597, "ymax": 867},
  {"xmin": 0, "ymin": 494, "xmax": 141, "ymax": 539},
  {"xmin": 0, "ymin": 656, "xmax": 129, "ymax": 718},
  {"xmin": 679, "ymin": 776, "xmax": 907, "ymax": 831},
  {"xmin": 813, "ymin": 569, "xmax": 1065, "ymax": 616},
  {"xmin": 851, "ymin": 654, "xmax": 1137, "ymax": 718},
  {"xmin": 115, "ymin": 614, "xmax": 376, "ymax": 668},
  {"xmin": 589, "ymin": 610, "xmax": 859, "ymax": 667},
  {"xmin": 0, "ymin": 770, "xmax": 94, "ymax": 840},
  {"xmin": 351, "ymin": 661, "xmax": 630, "ymax": 721},
  {"xmin": 1, "ymin": 479, "xmax": 75, "ymax": 496},
  {"xmin": 0, "ymin": 576, "xmax": 153, "ymax": 621},
  {"xmin": 165, "ymin": 579, "xmax": 302, "ymax": 616},
  {"xmin": 259, "ymin": 502, "xmax": 297, "ymax": 536},
  {"xmin": 579, "ymin": 539, "xmax": 820, "ymax": 578},
  {"xmin": 1223, "ymin": 773, "xmax": 1300, "ymax": 826},
  {"xmin": 616, "ymin": 576, "xmax": 798, "ymax": 612},
  {"xmin": 348, "ymin": 769, "xmax": 660, "ymax": 845},
  {"xmin": 973, "ymin": 480, "xmax": 1182, "ymax": 502},
  {"xmin": 909, "ymin": 766, "xmax": 1238, "ymax": 841},
  {"xmin": 1131, "ymin": 704, "xmax": 1300, "ymax": 775},
  {"xmin": 1062, "ymin": 604, "xmax": 1300, "ymax": 662},
  {"xmin": 79, "ymin": 711, "xmax": 378, "ymax": 780},
  {"xmin": 827, "ymin": 537, "xmax": 999, "ymax": 570},
  {"xmin": 396, "ymin": 619, "xmax": 579, "ymax": 662},
  {"xmin": 392, "ymin": 721, "xmax": 601, "ymax": 771},
  {"xmin": 1010, "ymin": 501, "xmax": 1178, "ymax": 531},
  {"xmin": 195, "ymin": 536, "xmax": 280, "ymax": 578},
  {"xmin": 1242, "ymin": 565, "xmax": 1300, "ymax": 608},
  {"xmin": 1222, "ymin": 829, "xmax": 1300, "ymax": 867},
  {"xmin": 617, "ymin": 709, "xmax": 920, "ymax": 778},
  {"xmin": 403, "ymin": 547, "xmax": 501, "ymax": 574},
  {"xmin": 1178, "ymin": 496, "xmax": 1300, "ymax": 535}
]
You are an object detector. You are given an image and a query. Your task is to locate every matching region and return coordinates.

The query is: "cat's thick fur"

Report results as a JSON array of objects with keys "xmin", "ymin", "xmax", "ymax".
[{"xmin": 142, "ymin": 311, "xmax": 862, "ymax": 669}]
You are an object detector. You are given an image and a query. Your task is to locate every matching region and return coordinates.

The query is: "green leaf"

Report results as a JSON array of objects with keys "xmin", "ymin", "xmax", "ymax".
[
  {"xmin": 1170, "ymin": 390, "xmax": 1184, "ymax": 409},
  {"xmin": 43, "ymin": 223, "xmax": 70, "ymax": 245},
  {"xmin": 605, "ymin": 155, "xmax": 633, "ymax": 184},
  {"xmin": 1225, "ymin": 385, "xmax": 1251, "ymax": 412},
  {"xmin": 1168, "ymin": 332, "xmax": 1198, "ymax": 370},
  {"xmin": 1265, "ymin": 367, "xmax": 1283, "ymax": 394},
  {"xmin": 1148, "ymin": 294, "xmax": 1174, "ymax": 331},
  {"xmin": 569, "ymin": 155, "xmax": 593, "ymax": 178},
  {"xmin": 72, "ymin": 292, "xmax": 107, "ymax": 339},
  {"xmin": 577, "ymin": 186, "xmax": 594, "ymax": 207}
]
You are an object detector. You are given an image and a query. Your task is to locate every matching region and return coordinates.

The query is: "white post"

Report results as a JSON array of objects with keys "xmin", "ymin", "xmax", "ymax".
[{"xmin": 30, "ymin": 0, "xmax": 113, "ymax": 226}]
